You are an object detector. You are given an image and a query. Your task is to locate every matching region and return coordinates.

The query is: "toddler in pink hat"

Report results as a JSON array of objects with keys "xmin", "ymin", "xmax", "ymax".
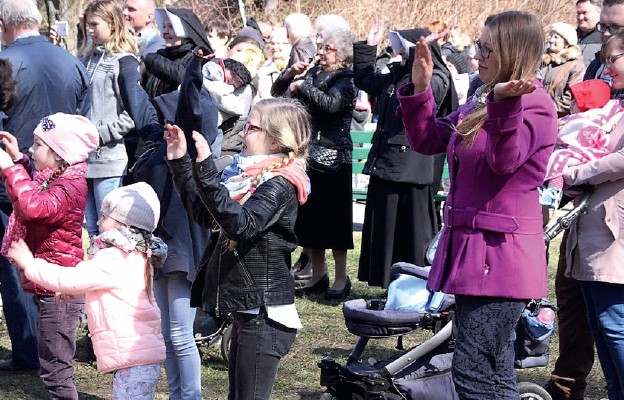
[{"xmin": 0, "ymin": 112, "xmax": 98, "ymax": 400}]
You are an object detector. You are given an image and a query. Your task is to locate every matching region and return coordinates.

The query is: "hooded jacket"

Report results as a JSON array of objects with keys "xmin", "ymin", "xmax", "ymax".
[
  {"xmin": 353, "ymin": 28, "xmax": 457, "ymax": 184},
  {"xmin": 143, "ymin": 8, "xmax": 212, "ymax": 100}
]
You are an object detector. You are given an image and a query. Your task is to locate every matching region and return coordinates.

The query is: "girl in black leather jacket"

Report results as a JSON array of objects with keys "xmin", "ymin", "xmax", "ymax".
[{"xmin": 165, "ymin": 98, "xmax": 311, "ymax": 400}]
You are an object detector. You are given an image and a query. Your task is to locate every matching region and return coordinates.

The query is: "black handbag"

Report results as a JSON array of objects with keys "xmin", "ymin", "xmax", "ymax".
[{"xmin": 307, "ymin": 143, "xmax": 344, "ymax": 173}]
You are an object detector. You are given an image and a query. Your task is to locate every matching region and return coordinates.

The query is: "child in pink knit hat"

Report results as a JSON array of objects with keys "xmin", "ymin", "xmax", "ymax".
[{"xmin": 0, "ymin": 112, "xmax": 98, "ymax": 400}]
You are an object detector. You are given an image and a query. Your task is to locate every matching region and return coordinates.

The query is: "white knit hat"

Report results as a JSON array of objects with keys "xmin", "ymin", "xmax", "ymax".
[
  {"xmin": 33, "ymin": 113, "xmax": 99, "ymax": 165},
  {"xmin": 549, "ymin": 23, "xmax": 578, "ymax": 46},
  {"xmin": 100, "ymin": 182, "xmax": 160, "ymax": 232}
]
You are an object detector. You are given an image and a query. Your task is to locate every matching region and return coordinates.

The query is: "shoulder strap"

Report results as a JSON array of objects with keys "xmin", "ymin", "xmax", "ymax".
[{"xmin": 547, "ymin": 61, "xmax": 576, "ymax": 96}]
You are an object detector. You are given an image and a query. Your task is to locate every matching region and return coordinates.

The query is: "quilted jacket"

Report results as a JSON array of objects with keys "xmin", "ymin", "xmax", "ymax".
[
  {"xmin": 21, "ymin": 246, "xmax": 165, "ymax": 373},
  {"xmin": 2, "ymin": 157, "xmax": 87, "ymax": 295}
]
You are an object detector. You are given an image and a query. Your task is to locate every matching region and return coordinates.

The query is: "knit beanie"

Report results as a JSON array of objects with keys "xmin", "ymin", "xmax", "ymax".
[
  {"xmin": 549, "ymin": 22, "xmax": 578, "ymax": 46},
  {"xmin": 570, "ymin": 79, "xmax": 611, "ymax": 112},
  {"xmin": 223, "ymin": 58, "xmax": 252, "ymax": 85},
  {"xmin": 33, "ymin": 113, "xmax": 99, "ymax": 165},
  {"xmin": 100, "ymin": 182, "xmax": 161, "ymax": 232}
]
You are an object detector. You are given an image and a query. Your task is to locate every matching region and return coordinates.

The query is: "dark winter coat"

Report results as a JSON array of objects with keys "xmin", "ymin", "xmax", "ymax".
[
  {"xmin": 353, "ymin": 40, "xmax": 457, "ymax": 184},
  {"xmin": 167, "ymin": 155, "xmax": 298, "ymax": 314},
  {"xmin": 136, "ymin": 50, "xmax": 220, "ymax": 283},
  {"xmin": 273, "ymin": 66, "xmax": 356, "ymax": 151},
  {"xmin": 143, "ymin": 42, "xmax": 195, "ymax": 99}
]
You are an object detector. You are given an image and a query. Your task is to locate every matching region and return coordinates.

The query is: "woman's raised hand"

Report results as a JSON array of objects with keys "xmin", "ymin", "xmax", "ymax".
[
  {"xmin": 493, "ymin": 79, "xmax": 536, "ymax": 101},
  {"xmin": 164, "ymin": 124, "xmax": 187, "ymax": 160},
  {"xmin": 411, "ymin": 37, "xmax": 433, "ymax": 93},
  {"xmin": 366, "ymin": 19, "xmax": 386, "ymax": 46},
  {"xmin": 192, "ymin": 131, "xmax": 212, "ymax": 162}
]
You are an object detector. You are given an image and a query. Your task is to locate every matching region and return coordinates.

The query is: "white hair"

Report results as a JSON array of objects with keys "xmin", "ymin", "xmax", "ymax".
[
  {"xmin": 314, "ymin": 14, "xmax": 350, "ymax": 34},
  {"xmin": 0, "ymin": 0, "xmax": 41, "ymax": 29},
  {"xmin": 284, "ymin": 13, "xmax": 311, "ymax": 39}
]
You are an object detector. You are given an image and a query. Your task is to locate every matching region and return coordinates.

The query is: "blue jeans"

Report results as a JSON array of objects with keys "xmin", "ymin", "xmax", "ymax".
[
  {"xmin": 37, "ymin": 295, "xmax": 84, "ymax": 400},
  {"xmin": 580, "ymin": 281, "xmax": 624, "ymax": 400},
  {"xmin": 84, "ymin": 176, "xmax": 123, "ymax": 237},
  {"xmin": 228, "ymin": 309, "xmax": 297, "ymax": 400},
  {"xmin": 153, "ymin": 273, "xmax": 201, "ymax": 400},
  {"xmin": 0, "ymin": 211, "xmax": 39, "ymax": 369}
]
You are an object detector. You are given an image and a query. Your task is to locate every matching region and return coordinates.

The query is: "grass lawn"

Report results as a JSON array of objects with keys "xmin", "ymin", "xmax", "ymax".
[{"xmin": 0, "ymin": 229, "xmax": 609, "ymax": 399}]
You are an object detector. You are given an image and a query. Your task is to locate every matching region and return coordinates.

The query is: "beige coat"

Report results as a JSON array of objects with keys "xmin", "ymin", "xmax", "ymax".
[
  {"xmin": 564, "ymin": 116, "xmax": 624, "ymax": 284},
  {"xmin": 541, "ymin": 46, "xmax": 586, "ymax": 117}
]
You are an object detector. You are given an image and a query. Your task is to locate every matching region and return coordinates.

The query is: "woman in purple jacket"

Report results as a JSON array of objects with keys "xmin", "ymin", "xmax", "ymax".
[{"xmin": 397, "ymin": 11, "xmax": 558, "ymax": 399}]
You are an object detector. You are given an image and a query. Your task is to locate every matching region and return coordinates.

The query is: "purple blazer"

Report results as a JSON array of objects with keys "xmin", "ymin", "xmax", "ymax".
[{"xmin": 397, "ymin": 82, "xmax": 557, "ymax": 299}]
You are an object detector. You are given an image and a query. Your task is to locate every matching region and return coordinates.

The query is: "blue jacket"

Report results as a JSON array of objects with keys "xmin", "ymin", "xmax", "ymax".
[
  {"xmin": 0, "ymin": 36, "xmax": 90, "ymax": 151},
  {"xmin": 0, "ymin": 35, "xmax": 90, "ymax": 213}
]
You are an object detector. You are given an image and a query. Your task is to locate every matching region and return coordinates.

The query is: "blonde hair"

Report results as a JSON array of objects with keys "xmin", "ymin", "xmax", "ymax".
[
  {"xmin": 227, "ymin": 98, "xmax": 311, "ymax": 248},
  {"xmin": 457, "ymin": 11, "xmax": 544, "ymax": 146},
  {"xmin": 80, "ymin": 0, "xmax": 138, "ymax": 60}
]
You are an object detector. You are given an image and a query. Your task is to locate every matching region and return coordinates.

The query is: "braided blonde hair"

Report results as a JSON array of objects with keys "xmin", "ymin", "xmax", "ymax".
[{"xmin": 226, "ymin": 98, "xmax": 311, "ymax": 248}]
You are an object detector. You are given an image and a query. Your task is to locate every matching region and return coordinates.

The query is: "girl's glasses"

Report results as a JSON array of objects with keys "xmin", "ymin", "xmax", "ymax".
[
  {"xmin": 317, "ymin": 44, "xmax": 338, "ymax": 53},
  {"xmin": 604, "ymin": 52, "xmax": 624, "ymax": 68},
  {"xmin": 242, "ymin": 122, "xmax": 262, "ymax": 137},
  {"xmin": 474, "ymin": 39, "xmax": 493, "ymax": 59}
]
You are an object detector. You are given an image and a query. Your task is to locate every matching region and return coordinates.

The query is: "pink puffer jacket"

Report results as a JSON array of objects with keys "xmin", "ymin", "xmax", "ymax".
[{"xmin": 21, "ymin": 246, "xmax": 165, "ymax": 373}]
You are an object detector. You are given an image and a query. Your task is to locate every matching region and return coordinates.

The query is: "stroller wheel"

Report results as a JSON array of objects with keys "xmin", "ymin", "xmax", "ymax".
[
  {"xmin": 518, "ymin": 382, "xmax": 552, "ymax": 400},
  {"xmin": 220, "ymin": 323, "xmax": 233, "ymax": 362},
  {"xmin": 319, "ymin": 390, "xmax": 337, "ymax": 400}
]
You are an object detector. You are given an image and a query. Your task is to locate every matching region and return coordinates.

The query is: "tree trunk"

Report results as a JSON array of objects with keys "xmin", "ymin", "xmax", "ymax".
[{"xmin": 39, "ymin": 0, "xmax": 85, "ymax": 54}]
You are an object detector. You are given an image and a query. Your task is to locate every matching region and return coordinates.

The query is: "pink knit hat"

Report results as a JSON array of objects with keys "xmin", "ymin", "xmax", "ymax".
[{"xmin": 33, "ymin": 113, "xmax": 99, "ymax": 165}]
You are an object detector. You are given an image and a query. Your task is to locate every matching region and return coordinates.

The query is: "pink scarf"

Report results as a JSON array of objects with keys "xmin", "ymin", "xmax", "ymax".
[
  {"xmin": 224, "ymin": 156, "xmax": 310, "ymax": 205},
  {"xmin": 1, "ymin": 163, "xmax": 88, "ymax": 262}
]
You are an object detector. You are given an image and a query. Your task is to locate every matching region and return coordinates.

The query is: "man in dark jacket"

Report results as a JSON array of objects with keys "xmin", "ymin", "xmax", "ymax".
[
  {"xmin": 576, "ymin": 0, "xmax": 603, "ymax": 66},
  {"xmin": 0, "ymin": 0, "xmax": 90, "ymax": 373}
]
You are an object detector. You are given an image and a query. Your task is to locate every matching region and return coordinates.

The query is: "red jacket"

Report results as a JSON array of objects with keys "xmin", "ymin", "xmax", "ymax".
[{"xmin": 2, "ymin": 159, "xmax": 87, "ymax": 295}]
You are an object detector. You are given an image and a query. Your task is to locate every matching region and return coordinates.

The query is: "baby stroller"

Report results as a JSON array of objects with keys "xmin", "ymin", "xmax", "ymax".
[
  {"xmin": 193, "ymin": 309, "xmax": 233, "ymax": 361},
  {"xmin": 318, "ymin": 262, "xmax": 555, "ymax": 400}
]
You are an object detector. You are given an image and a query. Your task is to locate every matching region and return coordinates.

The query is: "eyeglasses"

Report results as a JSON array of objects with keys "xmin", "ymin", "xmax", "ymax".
[
  {"xmin": 604, "ymin": 52, "xmax": 624, "ymax": 67},
  {"xmin": 596, "ymin": 22, "xmax": 624, "ymax": 34},
  {"xmin": 242, "ymin": 122, "xmax": 262, "ymax": 137},
  {"xmin": 317, "ymin": 44, "xmax": 338, "ymax": 53},
  {"xmin": 474, "ymin": 39, "xmax": 493, "ymax": 59}
]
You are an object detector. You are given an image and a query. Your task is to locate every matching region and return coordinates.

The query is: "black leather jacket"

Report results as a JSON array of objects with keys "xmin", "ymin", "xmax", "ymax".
[
  {"xmin": 272, "ymin": 65, "xmax": 355, "ymax": 150},
  {"xmin": 167, "ymin": 155, "xmax": 297, "ymax": 315}
]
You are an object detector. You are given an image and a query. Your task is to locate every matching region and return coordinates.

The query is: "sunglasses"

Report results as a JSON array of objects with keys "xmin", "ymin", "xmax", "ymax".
[{"xmin": 242, "ymin": 122, "xmax": 262, "ymax": 137}]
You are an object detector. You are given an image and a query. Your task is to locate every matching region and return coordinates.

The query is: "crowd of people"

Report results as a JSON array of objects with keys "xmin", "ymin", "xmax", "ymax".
[{"xmin": 0, "ymin": 0, "xmax": 622, "ymax": 399}]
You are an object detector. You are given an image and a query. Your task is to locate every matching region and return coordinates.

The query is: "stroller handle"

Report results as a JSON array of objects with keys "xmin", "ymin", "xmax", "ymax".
[{"xmin": 543, "ymin": 188, "xmax": 592, "ymax": 243}]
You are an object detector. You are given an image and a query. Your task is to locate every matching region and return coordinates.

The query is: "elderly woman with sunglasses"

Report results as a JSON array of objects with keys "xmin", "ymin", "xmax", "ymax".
[
  {"xmin": 272, "ymin": 27, "xmax": 356, "ymax": 299},
  {"xmin": 397, "ymin": 11, "xmax": 558, "ymax": 399}
]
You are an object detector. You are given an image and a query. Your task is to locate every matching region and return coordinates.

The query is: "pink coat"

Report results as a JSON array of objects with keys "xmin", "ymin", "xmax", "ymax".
[
  {"xmin": 397, "ymin": 82, "xmax": 558, "ymax": 299},
  {"xmin": 22, "ymin": 246, "xmax": 165, "ymax": 373}
]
